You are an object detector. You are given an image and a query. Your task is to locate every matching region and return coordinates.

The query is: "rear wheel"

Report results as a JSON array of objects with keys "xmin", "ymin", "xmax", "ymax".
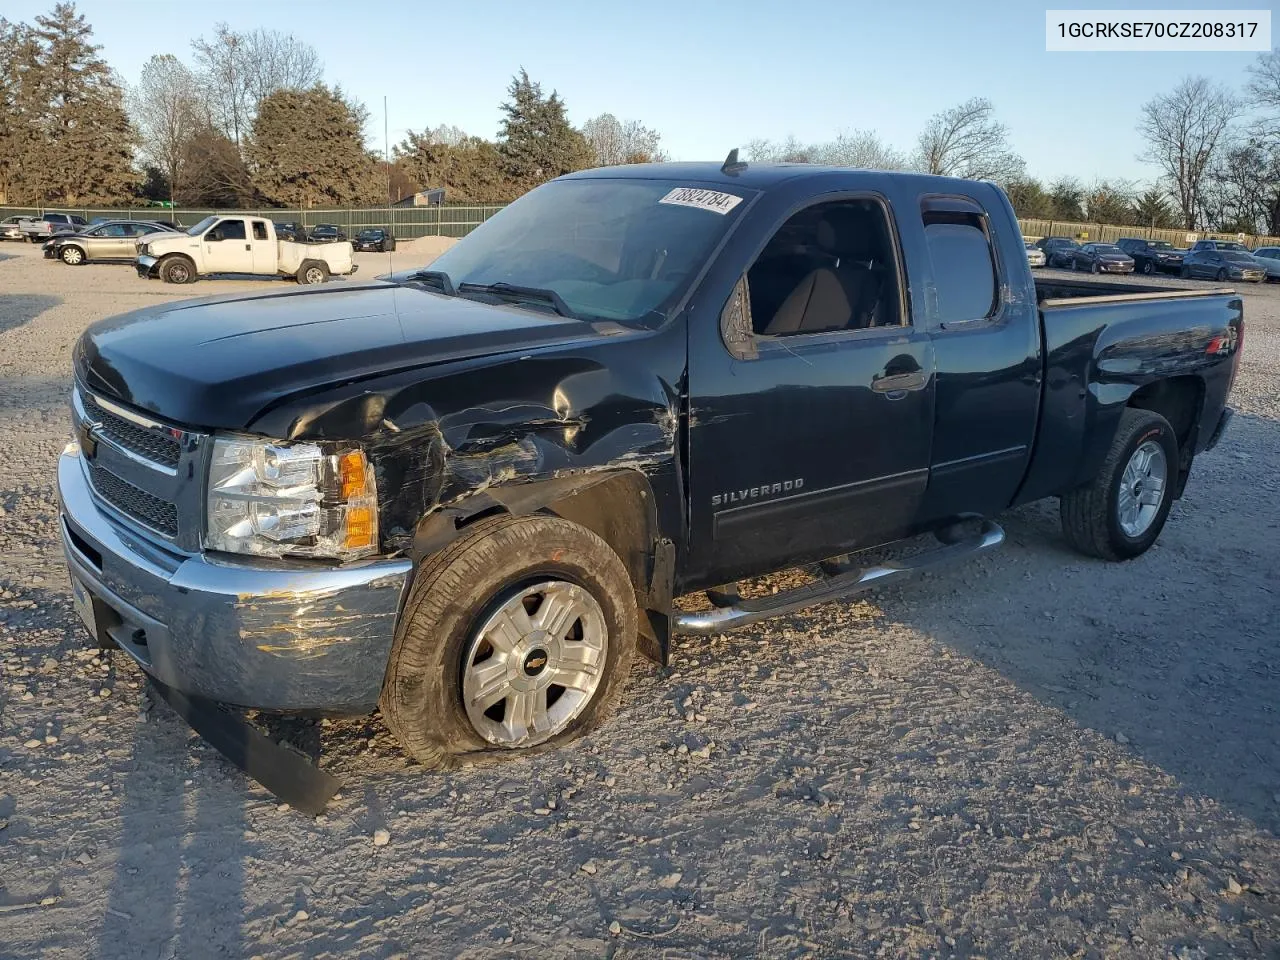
[
  {"xmin": 60, "ymin": 245, "xmax": 84, "ymax": 265},
  {"xmin": 1142, "ymin": 260, "xmax": 1154, "ymax": 274},
  {"xmin": 297, "ymin": 261, "xmax": 329, "ymax": 285},
  {"xmin": 380, "ymin": 515, "xmax": 637, "ymax": 767},
  {"xmin": 1060, "ymin": 408, "xmax": 1178, "ymax": 561},
  {"xmin": 159, "ymin": 256, "xmax": 195, "ymax": 284}
]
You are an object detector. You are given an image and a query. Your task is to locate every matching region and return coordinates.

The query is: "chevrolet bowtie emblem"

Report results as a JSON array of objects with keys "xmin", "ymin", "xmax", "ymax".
[{"xmin": 77, "ymin": 419, "xmax": 103, "ymax": 460}]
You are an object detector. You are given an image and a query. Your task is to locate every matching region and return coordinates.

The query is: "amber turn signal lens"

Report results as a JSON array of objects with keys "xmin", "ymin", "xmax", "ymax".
[
  {"xmin": 338, "ymin": 451, "xmax": 368, "ymax": 500},
  {"xmin": 344, "ymin": 505, "xmax": 375, "ymax": 550}
]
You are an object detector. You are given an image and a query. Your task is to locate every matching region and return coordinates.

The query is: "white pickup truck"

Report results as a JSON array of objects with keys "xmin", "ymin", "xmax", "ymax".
[{"xmin": 135, "ymin": 215, "xmax": 357, "ymax": 285}]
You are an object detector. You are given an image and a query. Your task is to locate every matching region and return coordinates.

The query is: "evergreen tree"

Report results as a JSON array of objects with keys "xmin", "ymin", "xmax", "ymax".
[
  {"xmin": 497, "ymin": 70, "xmax": 592, "ymax": 192},
  {"xmin": 246, "ymin": 84, "xmax": 381, "ymax": 207},
  {"xmin": 21, "ymin": 3, "xmax": 138, "ymax": 204}
]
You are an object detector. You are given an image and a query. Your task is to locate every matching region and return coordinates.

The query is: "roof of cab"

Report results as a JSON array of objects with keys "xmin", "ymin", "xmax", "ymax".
[{"xmin": 559, "ymin": 160, "xmax": 1000, "ymax": 196}]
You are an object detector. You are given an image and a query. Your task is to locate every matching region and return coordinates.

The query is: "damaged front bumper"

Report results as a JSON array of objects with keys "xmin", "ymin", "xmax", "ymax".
[
  {"xmin": 56, "ymin": 446, "xmax": 412, "ymax": 714},
  {"xmin": 134, "ymin": 254, "xmax": 159, "ymax": 278}
]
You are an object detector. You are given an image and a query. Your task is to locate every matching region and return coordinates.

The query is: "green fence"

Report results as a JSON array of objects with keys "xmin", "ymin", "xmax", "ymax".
[
  {"xmin": 0, "ymin": 205, "xmax": 505, "ymax": 240},
  {"xmin": 1017, "ymin": 218, "xmax": 1280, "ymax": 249}
]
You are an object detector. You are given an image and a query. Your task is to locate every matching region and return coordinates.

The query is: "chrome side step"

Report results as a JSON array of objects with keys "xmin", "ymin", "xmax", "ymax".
[{"xmin": 671, "ymin": 519, "xmax": 1005, "ymax": 636}]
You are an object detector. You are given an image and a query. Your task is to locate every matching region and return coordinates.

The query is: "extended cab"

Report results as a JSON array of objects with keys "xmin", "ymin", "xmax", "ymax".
[
  {"xmin": 59, "ymin": 161, "xmax": 1241, "ymax": 773},
  {"xmin": 136, "ymin": 215, "xmax": 357, "ymax": 285}
]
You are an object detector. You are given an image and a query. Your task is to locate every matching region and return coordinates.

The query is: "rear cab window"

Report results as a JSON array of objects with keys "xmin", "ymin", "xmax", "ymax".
[{"xmin": 920, "ymin": 196, "xmax": 998, "ymax": 326}]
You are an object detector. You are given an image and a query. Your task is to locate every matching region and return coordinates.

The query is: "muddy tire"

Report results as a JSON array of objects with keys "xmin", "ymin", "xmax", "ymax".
[
  {"xmin": 380, "ymin": 514, "xmax": 638, "ymax": 768},
  {"xmin": 1059, "ymin": 408, "xmax": 1179, "ymax": 561},
  {"xmin": 159, "ymin": 256, "xmax": 195, "ymax": 284}
]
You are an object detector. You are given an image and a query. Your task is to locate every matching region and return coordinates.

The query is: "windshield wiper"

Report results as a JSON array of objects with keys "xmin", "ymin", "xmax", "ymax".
[
  {"xmin": 457, "ymin": 282, "xmax": 579, "ymax": 319},
  {"xmin": 404, "ymin": 269, "xmax": 457, "ymax": 296}
]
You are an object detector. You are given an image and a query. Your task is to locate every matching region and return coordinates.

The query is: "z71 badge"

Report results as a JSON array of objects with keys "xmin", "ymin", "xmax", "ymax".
[{"xmin": 712, "ymin": 479, "xmax": 804, "ymax": 508}]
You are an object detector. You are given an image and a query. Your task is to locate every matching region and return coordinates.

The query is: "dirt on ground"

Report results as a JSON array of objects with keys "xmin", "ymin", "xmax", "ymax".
[{"xmin": 0, "ymin": 242, "xmax": 1277, "ymax": 959}]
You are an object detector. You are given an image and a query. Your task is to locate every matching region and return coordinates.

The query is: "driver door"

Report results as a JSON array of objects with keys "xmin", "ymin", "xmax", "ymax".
[{"xmin": 203, "ymin": 218, "xmax": 254, "ymax": 274}]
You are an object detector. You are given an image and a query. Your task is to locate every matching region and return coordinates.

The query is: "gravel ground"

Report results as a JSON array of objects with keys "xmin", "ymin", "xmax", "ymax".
[{"xmin": 0, "ymin": 247, "xmax": 1277, "ymax": 959}]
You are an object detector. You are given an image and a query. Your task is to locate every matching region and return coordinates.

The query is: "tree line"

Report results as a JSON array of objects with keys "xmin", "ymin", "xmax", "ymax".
[{"xmin": 1, "ymin": 2, "xmax": 1277, "ymax": 235}]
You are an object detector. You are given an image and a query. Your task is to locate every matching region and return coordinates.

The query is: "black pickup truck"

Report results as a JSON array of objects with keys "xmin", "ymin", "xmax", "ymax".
[{"xmin": 58, "ymin": 159, "xmax": 1241, "ymax": 775}]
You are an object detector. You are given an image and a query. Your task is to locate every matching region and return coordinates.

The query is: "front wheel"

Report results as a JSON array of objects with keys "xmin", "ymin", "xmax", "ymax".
[
  {"xmin": 60, "ymin": 245, "xmax": 84, "ymax": 265},
  {"xmin": 1216, "ymin": 267, "xmax": 1228, "ymax": 282},
  {"xmin": 1142, "ymin": 260, "xmax": 1154, "ymax": 274},
  {"xmin": 159, "ymin": 256, "xmax": 195, "ymax": 284},
  {"xmin": 1059, "ymin": 408, "xmax": 1179, "ymax": 561},
  {"xmin": 1090, "ymin": 261, "xmax": 1099, "ymax": 274},
  {"xmin": 380, "ymin": 515, "xmax": 638, "ymax": 767},
  {"xmin": 1180, "ymin": 265, "xmax": 1191, "ymax": 279}
]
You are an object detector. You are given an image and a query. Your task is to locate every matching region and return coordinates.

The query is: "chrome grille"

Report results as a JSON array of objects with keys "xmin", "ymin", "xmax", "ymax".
[
  {"xmin": 87, "ymin": 462, "xmax": 179, "ymax": 537},
  {"xmin": 82, "ymin": 393, "xmax": 181, "ymax": 467}
]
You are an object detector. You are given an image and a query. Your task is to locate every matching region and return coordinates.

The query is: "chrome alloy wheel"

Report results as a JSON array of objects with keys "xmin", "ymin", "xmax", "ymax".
[
  {"xmin": 462, "ymin": 580, "xmax": 608, "ymax": 747},
  {"xmin": 1117, "ymin": 440, "xmax": 1167, "ymax": 538}
]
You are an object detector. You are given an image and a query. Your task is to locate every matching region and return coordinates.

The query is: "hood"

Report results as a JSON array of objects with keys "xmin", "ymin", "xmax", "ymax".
[{"xmin": 75, "ymin": 281, "xmax": 622, "ymax": 432}]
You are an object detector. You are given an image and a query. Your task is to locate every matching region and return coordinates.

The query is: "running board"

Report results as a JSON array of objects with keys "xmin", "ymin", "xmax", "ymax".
[{"xmin": 671, "ymin": 519, "xmax": 1005, "ymax": 636}]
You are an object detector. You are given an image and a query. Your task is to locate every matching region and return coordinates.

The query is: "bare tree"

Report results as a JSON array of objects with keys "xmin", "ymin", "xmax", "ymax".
[
  {"xmin": 1137, "ymin": 76, "xmax": 1237, "ymax": 230},
  {"xmin": 130, "ymin": 54, "xmax": 201, "ymax": 202},
  {"xmin": 915, "ymin": 97, "xmax": 1025, "ymax": 182},
  {"xmin": 1247, "ymin": 48, "xmax": 1280, "ymax": 130},
  {"xmin": 745, "ymin": 135, "xmax": 816, "ymax": 163},
  {"xmin": 814, "ymin": 129, "xmax": 907, "ymax": 170},
  {"xmin": 191, "ymin": 23, "xmax": 322, "ymax": 149},
  {"xmin": 582, "ymin": 113, "xmax": 664, "ymax": 165}
]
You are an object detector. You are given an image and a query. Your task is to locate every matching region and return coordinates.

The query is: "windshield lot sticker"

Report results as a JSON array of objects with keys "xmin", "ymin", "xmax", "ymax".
[{"xmin": 659, "ymin": 187, "xmax": 743, "ymax": 215}]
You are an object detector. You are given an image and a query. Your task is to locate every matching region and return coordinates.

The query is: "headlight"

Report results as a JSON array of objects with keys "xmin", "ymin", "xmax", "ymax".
[{"xmin": 204, "ymin": 436, "xmax": 378, "ymax": 561}]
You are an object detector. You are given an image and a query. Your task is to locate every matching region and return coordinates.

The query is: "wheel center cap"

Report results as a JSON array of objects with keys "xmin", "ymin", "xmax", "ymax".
[{"xmin": 523, "ymin": 649, "xmax": 549, "ymax": 677}]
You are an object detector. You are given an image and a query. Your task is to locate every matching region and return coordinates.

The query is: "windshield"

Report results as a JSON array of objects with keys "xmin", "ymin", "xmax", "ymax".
[
  {"xmin": 423, "ymin": 178, "xmax": 754, "ymax": 324},
  {"xmin": 186, "ymin": 215, "xmax": 218, "ymax": 237},
  {"xmin": 1094, "ymin": 244, "xmax": 1123, "ymax": 254},
  {"xmin": 1149, "ymin": 241, "xmax": 1174, "ymax": 250},
  {"xmin": 1219, "ymin": 242, "xmax": 1247, "ymax": 250},
  {"xmin": 357, "ymin": 229, "xmax": 380, "ymax": 238}
]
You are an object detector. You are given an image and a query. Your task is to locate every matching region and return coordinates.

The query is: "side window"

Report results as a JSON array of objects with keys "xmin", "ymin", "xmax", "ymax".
[
  {"xmin": 252, "ymin": 220, "xmax": 268, "ymax": 240},
  {"xmin": 219, "ymin": 219, "xmax": 247, "ymax": 241},
  {"xmin": 102, "ymin": 223, "xmax": 129, "ymax": 237},
  {"xmin": 744, "ymin": 198, "xmax": 903, "ymax": 337},
  {"xmin": 921, "ymin": 200, "xmax": 998, "ymax": 325}
]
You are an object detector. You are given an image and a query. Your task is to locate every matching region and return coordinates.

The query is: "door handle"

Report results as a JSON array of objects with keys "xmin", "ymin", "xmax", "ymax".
[
  {"xmin": 871, "ymin": 370, "xmax": 927, "ymax": 396},
  {"xmin": 245, "ymin": 244, "xmax": 251, "ymax": 251}
]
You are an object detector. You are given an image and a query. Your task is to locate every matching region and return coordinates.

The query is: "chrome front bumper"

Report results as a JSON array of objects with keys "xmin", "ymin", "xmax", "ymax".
[{"xmin": 57, "ymin": 446, "xmax": 412, "ymax": 713}]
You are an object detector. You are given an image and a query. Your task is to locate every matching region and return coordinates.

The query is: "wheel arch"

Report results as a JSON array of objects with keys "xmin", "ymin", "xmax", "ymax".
[
  {"xmin": 1125, "ymin": 375, "xmax": 1205, "ymax": 494},
  {"xmin": 409, "ymin": 469, "xmax": 672, "ymax": 664}
]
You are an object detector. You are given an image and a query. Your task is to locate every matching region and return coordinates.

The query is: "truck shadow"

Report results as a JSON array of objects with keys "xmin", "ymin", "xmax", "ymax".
[
  {"xmin": 870, "ymin": 410, "xmax": 1280, "ymax": 835},
  {"xmin": 0, "ymin": 294, "xmax": 61, "ymax": 336}
]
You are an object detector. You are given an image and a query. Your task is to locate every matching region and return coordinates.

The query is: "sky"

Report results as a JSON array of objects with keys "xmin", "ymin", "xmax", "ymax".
[{"xmin": 6, "ymin": 0, "xmax": 1274, "ymax": 187}]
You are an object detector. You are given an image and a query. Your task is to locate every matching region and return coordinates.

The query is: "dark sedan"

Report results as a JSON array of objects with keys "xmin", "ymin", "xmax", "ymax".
[
  {"xmin": 309, "ymin": 223, "xmax": 346, "ymax": 242},
  {"xmin": 273, "ymin": 221, "xmax": 307, "ymax": 241},
  {"xmin": 353, "ymin": 228, "xmax": 397, "ymax": 252},
  {"xmin": 1070, "ymin": 243, "xmax": 1135, "ymax": 274},
  {"xmin": 1180, "ymin": 249, "xmax": 1267, "ymax": 282},
  {"xmin": 1035, "ymin": 236, "xmax": 1080, "ymax": 268},
  {"xmin": 1116, "ymin": 238, "xmax": 1185, "ymax": 275}
]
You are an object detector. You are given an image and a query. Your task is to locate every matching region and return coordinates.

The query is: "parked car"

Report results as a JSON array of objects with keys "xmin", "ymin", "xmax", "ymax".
[
  {"xmin": 273, "ymin": 221, "xmax": 308, "ymax": 241},
  {"xmin": 88, "ymin": 216, "xmax": 112, "ymax": 226},
  {"xmin": 1116, "ymin": 238, "xmax": 1186, "ymax": 275},
  {"xmin": 136, "ymin": 215, "xmax": 358, "ymax": 284},
  {"xmin": 1024, "ymin": 240, "xmax": 1046, "ymax": 268},
  {"xmin": 1035, "ymin": 236, "xmax": 1079, "ymax": 267},
  {"xmin": 354, "ymin": 227, "xmax": 397, "ymax": 252},
  {"xmin": 309, "ymin": 223, "xmax": 346, "ymax": 242},
  {"xmin": 46, "ymin": 220, "xmax": 176, "ymax": 264},
  {"xmin": 0, "ymin": 215, "xmax": 35, "ymax": 241},
  {"xmin": 1180, "ymin": 248, "xmax": 1267, "ymax": 282},
  {"xmin": 1189, "ymin": 239, "xmax": 1250, "ymax": 254},
  {"xmin": 1070, "ymin": 242, "xmax": 1135, "ymax": 274},
  {"xmin": 58, "ymin": 162, "xmax": 1240, "ymax": 794},
  {"xmin": 20, "ymin": 212, "xmax": 88, "ymax": 242},
  {"xmin": 1248, "ymin": 245, "xmax": 1280, "ymax": 280}
]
